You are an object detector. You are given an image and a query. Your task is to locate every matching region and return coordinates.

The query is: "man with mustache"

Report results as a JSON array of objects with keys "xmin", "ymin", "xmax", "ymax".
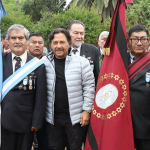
[
  {"xmin": 1, "ymin": 24, "xmax": 47, "ymax": 150},
  {"xmin": 27, "ymin": 33, "xmax": 45, "ymax": 59},
  {"xmin": 68, "ymin": 20, "xmax": 100, "ymax": 85},
  {"xmin": 27, "ymin": 33, "xmax": 49, "ymax": 150}
]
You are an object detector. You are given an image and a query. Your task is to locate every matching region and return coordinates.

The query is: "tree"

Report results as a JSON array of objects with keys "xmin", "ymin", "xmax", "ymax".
[
  {"xmin": 33, "ymin": 6, "xmax": 111, "ymax": 47},
  {"xmin": 126, "ymin": 0, "xmax": 150, "ymax": 31},
  {"xmin": 1, "ymin": 0, "xmax": 34, "ymax": 37},
  {"xmin": 68, "ymin": 0, "xmax": 139, "ymax": 20},
  {"xmin": 22, "ymin": 0, "xmax": 66, "ymax": 22}
]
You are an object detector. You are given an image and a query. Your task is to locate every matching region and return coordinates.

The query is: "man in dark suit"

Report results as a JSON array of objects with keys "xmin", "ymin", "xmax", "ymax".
[
  {"xmin": 1, "ymin": 24, "xmax": 47, "ymax": 150},
  {"xmin": 28, "ymin": 33, "xmax": 49, "ymax": 150},
  {"xmin": 68, "ymin": 20, "xmax": 100, "ymax": 85},
  {"xmin": 127, "ymin": 25, "xmax": 150, "ymax": 150}
]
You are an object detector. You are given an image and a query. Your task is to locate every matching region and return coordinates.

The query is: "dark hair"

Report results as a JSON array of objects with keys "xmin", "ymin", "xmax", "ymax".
[
  {"xmin": 48, "ymin": 28, "xmax": 71, "ymax": 44},
  {"xmin": 29, "ymin": 33, "xmax": 44, "ymax": 43},
  {"xmin": 128, "ymin": 25, "xmax": 149, "ymax": 38},
  {"xmin": 67, "ymin": 20, "xmax": 85, "ymax": 31},
  {"xmin": 3, "ymin": 31, "xmax": 8, "ymax": 39}
]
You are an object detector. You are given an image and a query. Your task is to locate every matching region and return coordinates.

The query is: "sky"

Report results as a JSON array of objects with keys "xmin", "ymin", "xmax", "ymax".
[{"xmin": 66, "ymin": 0, "xmax": 72, "ymax": 6}]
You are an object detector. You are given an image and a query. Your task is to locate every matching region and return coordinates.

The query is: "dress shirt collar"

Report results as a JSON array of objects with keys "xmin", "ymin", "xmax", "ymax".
[
  {"xmin": 71, "ymin": 46, "xmax": 81, "ymax": 56},
  {"xmin": 12, "ymin": 51, "xmax": 27, "ymax": 64}
]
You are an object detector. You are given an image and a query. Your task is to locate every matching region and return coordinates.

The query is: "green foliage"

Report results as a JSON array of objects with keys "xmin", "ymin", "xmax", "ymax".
[
  {"xmin": 126, "ymin": 0, "xmax": 150, "ymax": 31},
  {"xmin": 70, "ymin": 0, "xmax": 118, "ymax": 19},
  {"xmin": 33, "ymin": 6, "xmax": 111, "ymax": 47},
  {"xmin": 1, "ymin": 0, "xmax": 34, "ymax": 37},
  {"xmin": 22, "ymin": 0, "xmax": 66, "ymax": 22}
]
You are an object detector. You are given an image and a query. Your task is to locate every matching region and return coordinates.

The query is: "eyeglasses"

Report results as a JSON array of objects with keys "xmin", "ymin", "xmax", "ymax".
[
  {"xmin": 130, "ymin": 38, "xmax": 148, "ymax": 44},
  {"xmin": 100, "ymin": 38, "xmax": 107, "ymax": 41}
]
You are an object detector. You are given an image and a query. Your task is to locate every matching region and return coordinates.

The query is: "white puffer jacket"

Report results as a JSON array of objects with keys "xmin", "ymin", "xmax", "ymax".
[{"xmin": 41, "ymin": 52, "xmax": 95, "ymax": 125}]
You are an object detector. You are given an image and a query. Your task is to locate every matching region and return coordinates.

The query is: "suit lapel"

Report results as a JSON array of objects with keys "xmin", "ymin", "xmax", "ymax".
[
  {"xmin": 80, "ymin": 43, "xmax": 88, "ymax": 57},
  {"xmin": 7, "ymin": 53, "xmax": 13, "ymax": 76},
  {"xmin": 26, "ymin": 52, "xmax": 33, "ymax": 62}
]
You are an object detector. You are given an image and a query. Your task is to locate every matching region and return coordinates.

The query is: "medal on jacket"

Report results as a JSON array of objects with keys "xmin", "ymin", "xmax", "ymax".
[
  {"xmin": 34, "ymin": 76, "xmax": 36, "ymax": 89},
  {"xmin": 29, "ymin": 76, "xmax": 33, "ymax": 90},
  {"xmin": 87, "ymin": 57, "xmax": 94, "ymax": 71},
  {"xmin": 145, "ymin": 72, "xmax": 150, "ymax": 87},
  {"xmin": 23, "ymin": 76, "xmax": 28, "ymax": 90},
  {"xmin": 19, "ymin": 85, "xmax": 23, "ymax": 90}
]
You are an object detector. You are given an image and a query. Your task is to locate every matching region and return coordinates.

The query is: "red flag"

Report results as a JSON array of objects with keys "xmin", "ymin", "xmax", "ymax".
[{"xmin": 85, "ymin": 0, "xmax": 135, "ymax": 150}]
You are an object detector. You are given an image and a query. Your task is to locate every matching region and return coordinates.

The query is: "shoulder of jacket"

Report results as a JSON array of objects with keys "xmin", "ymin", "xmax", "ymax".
[
  {"xmin": 82, "ymin": 43, "xmax": 98, "ymax": 49},
  {"xmin": 71, "ymin": 55, "xmax": 87, "ymax": 62}
]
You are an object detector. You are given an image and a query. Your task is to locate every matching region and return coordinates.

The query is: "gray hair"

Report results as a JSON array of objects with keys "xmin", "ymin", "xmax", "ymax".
[
  {"xmin": 7, "ymin": 24, "xmax": 29, "ymax": 40},
  {"xmin": 68, "ymin": 20, "xmax": 85, "ymax": 31},
  {"xmin": 99, "ymin": 31, "xmax": 109, "ymax": 40}
]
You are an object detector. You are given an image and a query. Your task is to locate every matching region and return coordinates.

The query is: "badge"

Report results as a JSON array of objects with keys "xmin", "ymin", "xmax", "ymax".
[
  {"xmin": 146, "ymin": 83, "xmax": 149, "ymax": 87},
  {"xmin": 29, "ymin": 76, "xmax": 33, "ymax": 90},
  {"xmin": 31, "ymin": 72, "xmax": 34, "ymax": 75},
  {"xmin": 23, "ymin": 86, "xmax": 27, "ymax": 90},
  {"xmin": 19, "ymin": 85, "xmax": 23, "ymax": 89},
  {"xmin": 145, "ymin": 72, "xmax": 150, "ymax": 87},
  {"xmin": 23, "ymin": 76, "xmax": 28, "ymax": 90}
]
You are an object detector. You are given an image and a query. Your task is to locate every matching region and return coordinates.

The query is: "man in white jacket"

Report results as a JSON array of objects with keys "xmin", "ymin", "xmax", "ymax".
[{"xmin": 42, "ymin": 28, "xmax": 95, "ymax": 150}]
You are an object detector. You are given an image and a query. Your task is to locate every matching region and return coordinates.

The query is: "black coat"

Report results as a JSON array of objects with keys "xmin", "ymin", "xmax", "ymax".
[
  {"xmin": 128, "ymin": 53, "xmax": 150, "ymax": 139},
  {"xmin": 1, "ymin": 52, "xmax": 47, "ymax": 133},
  {"xmin": 80, "ymin": 43, "xmax": 100, "ymax": 85}
]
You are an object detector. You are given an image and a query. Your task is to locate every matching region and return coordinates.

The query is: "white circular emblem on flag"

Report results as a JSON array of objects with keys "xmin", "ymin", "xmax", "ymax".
[{"xmin": 95, "ymin": 84, "xmax": 118, "ymax": 109}]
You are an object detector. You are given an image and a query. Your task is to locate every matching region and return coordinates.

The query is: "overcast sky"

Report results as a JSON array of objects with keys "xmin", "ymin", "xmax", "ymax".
[{"xmin": 66, "ymin": 0, "xmax": 72, "ymax": 6}]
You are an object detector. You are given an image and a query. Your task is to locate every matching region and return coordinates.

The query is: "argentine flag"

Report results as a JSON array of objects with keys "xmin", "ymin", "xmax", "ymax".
[{"xmin": 0, "ymin": 0, "xmax": 7, "ymax": 101}]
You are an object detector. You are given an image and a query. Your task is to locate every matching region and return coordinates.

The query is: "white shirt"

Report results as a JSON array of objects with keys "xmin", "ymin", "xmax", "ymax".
[
  {"xmin": 12, "ymin": 51, "xmax": 27, "ymax": 73},
  {"xmin": 130, "ymin": 50, "xmax": 147, "ymax": 63},
  {"xmin": 70, "ymin": 46, "xmax": 81, "ymax": 56},
  {"xmin": 130, "ymin": 52, "xmax": 136, "ymax": 63}
]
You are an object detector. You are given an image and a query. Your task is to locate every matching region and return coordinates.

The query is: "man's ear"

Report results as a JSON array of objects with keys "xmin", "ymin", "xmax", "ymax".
[
  {"xmin": 127, "ymin": 38, "xmax": 129, "ymax": 44},
  {"xmin": 127, "ymin": 38, "xmax": 130, "ymax": 50}
]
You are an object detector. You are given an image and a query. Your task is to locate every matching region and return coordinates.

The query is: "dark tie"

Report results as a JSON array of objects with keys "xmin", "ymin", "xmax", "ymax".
[
  {"xmin": 72, "ymin": 49, "xmax": 78, "ymax": 54},
  {"xmin": 14, "ymin": 56, "xmax": 22, "ymax": 71},
  {"xmin": 133, "ymin": 57, "xmax": 137, "ymax": 61}
]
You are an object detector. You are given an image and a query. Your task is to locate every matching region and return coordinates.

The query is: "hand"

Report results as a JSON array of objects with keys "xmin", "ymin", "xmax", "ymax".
[
  {"xmin": 31, "ymin": 126, "xmax": 40, "ymax": 132},
  {"xmin": 80, "ymin": 110, "xmax": 90, "ymax": 127}
]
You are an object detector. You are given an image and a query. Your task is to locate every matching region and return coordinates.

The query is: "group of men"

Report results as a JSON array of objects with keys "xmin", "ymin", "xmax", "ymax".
[{"xmin": 1, "ymin": 20, "xmax": 150, "ymax": 150}]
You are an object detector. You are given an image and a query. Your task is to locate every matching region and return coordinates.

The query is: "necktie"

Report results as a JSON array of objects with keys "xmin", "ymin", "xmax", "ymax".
[
  {"xmin": 14, "ymin": 56, "xmax": 22, "ymax": 71},
  {"xmin": 72, "ymin": 49, "xmax": 78, "ymax": 54},
  {"xmin": 133, "ymin": 57, "xmax": 137, "ymax": 61}
]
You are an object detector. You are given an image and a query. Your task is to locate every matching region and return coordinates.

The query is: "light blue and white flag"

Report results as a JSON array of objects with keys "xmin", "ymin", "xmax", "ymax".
[
  {"xmin": 0, "ymin": 0, "xmax": 7, "ymax": 101},
  {"xmin": 0, "ymin": 0, "xmax": 7, "ymax": 21}
]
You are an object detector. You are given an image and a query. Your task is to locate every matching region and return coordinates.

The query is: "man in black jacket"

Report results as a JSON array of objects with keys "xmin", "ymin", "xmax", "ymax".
[
  {"xmin": 127, "ymin": 25, "xmax": 150, "ymax": 150},
  {"xmin": 68, "ymin": 20, "xmax": 100, "ymax": 85},
  {"xmin": 1, "ymin": 24, "xmax": 47, "ymax": 150}
]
